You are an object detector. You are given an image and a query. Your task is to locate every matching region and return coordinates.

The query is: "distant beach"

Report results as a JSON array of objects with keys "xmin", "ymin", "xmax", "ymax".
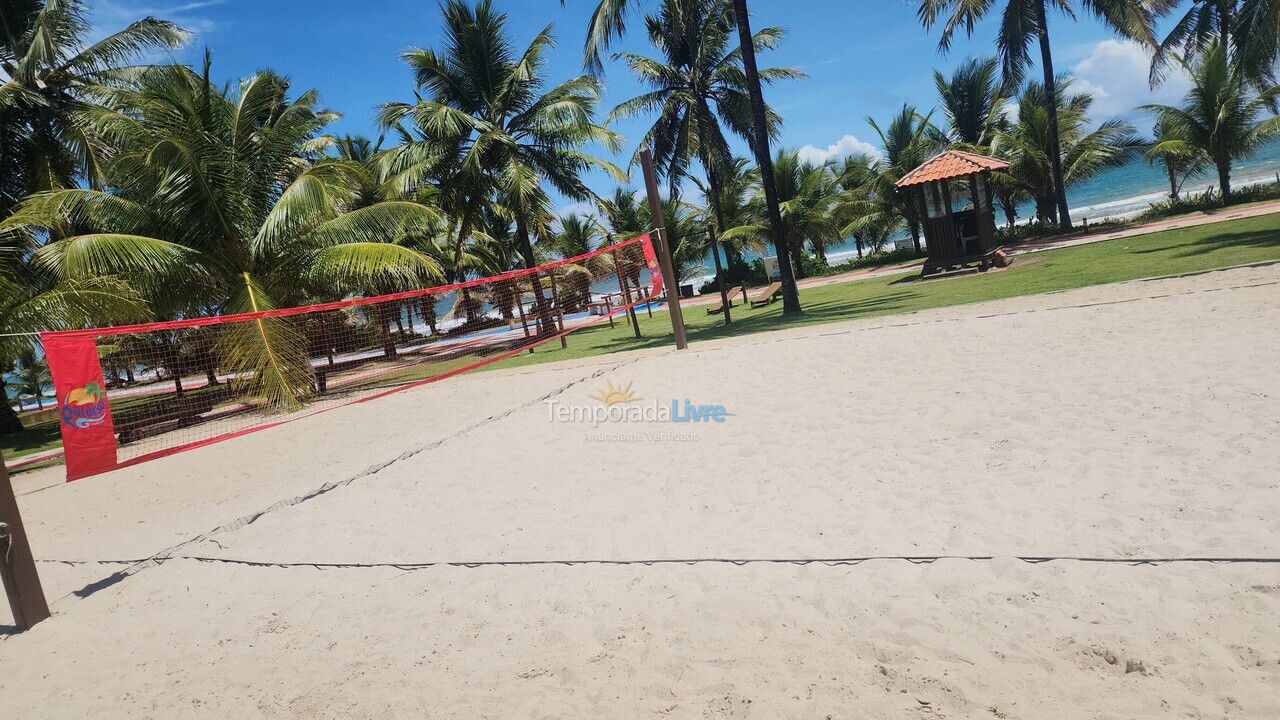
[{"xmin": 690, "ymin": 139, "xmax": 1280, "ymax": 280}]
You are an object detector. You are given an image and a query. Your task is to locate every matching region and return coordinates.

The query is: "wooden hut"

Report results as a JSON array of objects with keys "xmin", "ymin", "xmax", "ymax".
[{"xmin": 895, "ymin": 150, "xmax": 1010, "ymax": 276}]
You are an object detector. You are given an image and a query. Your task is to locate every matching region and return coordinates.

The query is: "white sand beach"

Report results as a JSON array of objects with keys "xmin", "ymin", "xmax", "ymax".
[{"xmin": 3, "ymin": 263, "xmax": 1279, "ymax": 718}]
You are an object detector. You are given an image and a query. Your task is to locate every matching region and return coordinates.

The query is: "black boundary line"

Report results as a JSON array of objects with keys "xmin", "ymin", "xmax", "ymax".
[
  {"xmin": 35, "ymin": 554, "xmax": 1280, "ymax": 569},
  {"xmin": 36, "ymin": 356, "xmax": 648, "ymax": 605}
]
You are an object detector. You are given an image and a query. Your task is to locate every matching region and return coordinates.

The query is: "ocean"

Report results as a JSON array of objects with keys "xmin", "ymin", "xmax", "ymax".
[{"xmin": 699, "ymin": 139, "xmax": 1280, "ymax": 275}]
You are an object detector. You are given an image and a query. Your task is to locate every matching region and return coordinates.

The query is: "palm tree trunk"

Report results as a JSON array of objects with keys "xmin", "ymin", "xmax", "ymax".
[
  {"xmin": 731, "ymin": 0, "xmax": 800, "ymax": 314},
  {"xmin": 1036, "ymin": 1, "xmax": 1073, "ymax": 231},
  {"xmin": 516, "ymin": 217, "xmax": 556, "ymax": 335},
  {"xmin": 34, "ymin": 393, "xmax": 43, "ymax": 410},
  {"xmin": 0, "ymin": 378, "xmax": 22, "ymax": 434},
  {"xmin": 854, "ymin": 236, "xmax": 863, "ymax": 258},
  {"xmin": 1168, "ymin": 165, "xmax": 1179, "ymax": 200},
  {"xmin": 702, "ymin": 157, "xmax": 733, "ymax": 324},
  {"xmin": 1219, "ymin": 0, "xmax": 1231, "ymax": 51},
  {"xmin": 1218, "ymin": 161, "xmax": 1232, "ymax": 203}
]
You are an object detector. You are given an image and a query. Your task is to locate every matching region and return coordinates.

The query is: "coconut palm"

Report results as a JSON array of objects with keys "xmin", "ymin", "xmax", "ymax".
[
  {"xmin": 868, "ymin": 105, "xmax": 941, "ymax": 251},
  {"xmin": 996, "ymin": 77, "xmax": 1146, "ymax": 221},
  {"xmin": 609, "ymin": 0, "xmax": 798, "ymax": 299},
  {"xmin": 11, "ymin": 345, "xmax": 49, "ymax": 410},
  {"xmin": 1142, "ymin": 42, "xmax": 1280, "ymax": 203},
  {"xmin": 935, "ymin": 56, "xmax": 1010, "ymax": 147},
  {"xmin": 1146, "ymin": 116, "xmax": 1209, "ymax": 199},
  {"xmin": 379, "ymin": 0, "xmax": 621, "ymax": 334},
  {"xmin": 693, "ymin": 157, "xmax": 762, "ymax": 281},
  {"xmin": 1150, "ymin": 0, "xmax": 1280, "ymax": 91},
  {"xmin": 768, "ymin": 149, "xmax": 842, "ymax": 274},
  {"xmin": 576, "ymin": 0, "xmax": 802, "ymax": 313},
  {"xmin": 551, "ymin": 213, "xmax": 610, "ymax": 310},
  {"xmin": 831, "ymin": 153, "xmax": 883, "ymax": 258},
  {"xmin": 916, "ymin": 0, "xmax": 1163, "ymax": 231},
  {"xmin": 4, "ymin": 60, "xmax": 442, "ymax": 410},
  {"xmin": 0, "ymin": 225, "xmax": 146, "ymax": 432},
  {"xmin": 0, "ymin": 0, "xmax": 188, "ymax": 221}
]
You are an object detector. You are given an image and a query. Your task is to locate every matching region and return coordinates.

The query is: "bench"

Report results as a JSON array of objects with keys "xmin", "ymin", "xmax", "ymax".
[{"xmin": 114, "ymin": 391, "xmax": 222, "ymax": 443}]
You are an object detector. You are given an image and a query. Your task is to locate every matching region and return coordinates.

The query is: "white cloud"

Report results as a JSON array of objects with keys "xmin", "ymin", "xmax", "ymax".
[
  {"xmin": 796, "ymin": 134, "xmax": 883, "ymax": 165},
  {"xmin": 1068, "ymin": 39, "xmax": 1192, "ymax": 124},
  {"xmin": 87, "ymin": 0, "xmax": 222, "ymax": 46}
]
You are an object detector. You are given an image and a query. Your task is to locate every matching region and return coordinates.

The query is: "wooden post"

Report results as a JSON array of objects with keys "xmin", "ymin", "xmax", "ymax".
[
  {"xmin": 639, "ymin": 148, "xmax": 688, "ymax": 350},
  {"xmin": 1, "ymin": 449, "xmax": 50, "ymax": 631},
  {"xmin": 709, "ymin": 223, "xmax": 731, "ymax": 326}
]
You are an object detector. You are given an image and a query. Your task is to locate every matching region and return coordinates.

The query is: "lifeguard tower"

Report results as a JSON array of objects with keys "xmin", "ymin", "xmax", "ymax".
[{"xmin": 895, "ymin": 150, "xmax": 1010, "ymax": 276}]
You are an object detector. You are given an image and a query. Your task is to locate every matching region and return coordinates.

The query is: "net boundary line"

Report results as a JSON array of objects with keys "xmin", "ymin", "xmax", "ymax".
[{"xmin": 42, "ymin": 233, "xmax": 654, "ymax": 339}]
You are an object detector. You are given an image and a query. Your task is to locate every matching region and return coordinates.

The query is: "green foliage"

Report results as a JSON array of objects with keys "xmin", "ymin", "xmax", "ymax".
[{"xmin": 1142, "ymin": 41, "xmax": 1280, "ymax": 202}]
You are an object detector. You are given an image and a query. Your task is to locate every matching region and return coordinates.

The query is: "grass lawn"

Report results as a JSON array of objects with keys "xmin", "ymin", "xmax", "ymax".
[
  {"xmin": 5, "ymin": 210, "xmax": 1277, "ymax": 470},
  {"xmin": 483, "ymin": 210, "xmax": 1280, "ymax": 372}
]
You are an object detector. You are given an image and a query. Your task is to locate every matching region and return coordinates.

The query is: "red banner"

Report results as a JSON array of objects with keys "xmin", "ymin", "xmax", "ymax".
[{"xmin": 42, "ymin": 333, "xmax": 117, "ymax": 481}]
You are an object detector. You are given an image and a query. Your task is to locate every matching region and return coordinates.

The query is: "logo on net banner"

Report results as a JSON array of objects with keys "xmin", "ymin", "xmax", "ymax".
[
  {"xmin": 60, "ymin": 382, "xmax": 109, "ymax": 429},
  {"xmin": 544, "ymin": 380, "xmax": 733, "ymax": 427}
]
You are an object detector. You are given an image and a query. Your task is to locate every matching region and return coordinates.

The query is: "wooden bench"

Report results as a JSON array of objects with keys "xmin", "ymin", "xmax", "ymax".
[{"xmin": 115, "ymin": 391, "xmax": 222, "ymax": 443}]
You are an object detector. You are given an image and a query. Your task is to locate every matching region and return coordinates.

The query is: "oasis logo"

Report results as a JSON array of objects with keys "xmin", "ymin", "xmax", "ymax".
[{"xmin": 60, "ymin": 382, "xmax": 108, "ymax": 429}]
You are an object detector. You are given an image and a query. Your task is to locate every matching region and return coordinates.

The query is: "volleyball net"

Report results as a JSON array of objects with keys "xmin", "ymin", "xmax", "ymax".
[{"xmin": 41, "ymin": 233, "xmax": 661, "ymax": 481}]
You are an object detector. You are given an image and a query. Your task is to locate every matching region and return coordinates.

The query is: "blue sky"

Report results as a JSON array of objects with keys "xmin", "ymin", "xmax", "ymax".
[{"xmin": 87, "ymin": 0, "xmax": 1195, "ymax": 216}]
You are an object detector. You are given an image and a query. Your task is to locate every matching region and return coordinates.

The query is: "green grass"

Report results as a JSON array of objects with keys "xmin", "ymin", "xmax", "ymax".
[
  {"xmin": 480, "ymin": 210, "xmax": 1280, "ymax": 372},
  {"xmin": 5, "ymin": 211, "xmax": 1278, "ymax": 471}
]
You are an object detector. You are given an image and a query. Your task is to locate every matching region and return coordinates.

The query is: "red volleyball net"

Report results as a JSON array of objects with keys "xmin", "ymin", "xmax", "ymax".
[{"xmin": 42, "ymin": 233, "xmax": 661, "ymax": 481}]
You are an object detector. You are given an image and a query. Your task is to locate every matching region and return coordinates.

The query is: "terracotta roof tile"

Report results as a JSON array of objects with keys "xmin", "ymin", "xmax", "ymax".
[{"xmin": 895, "ymin": 150, "xmax": 1010, "ymax": 188}]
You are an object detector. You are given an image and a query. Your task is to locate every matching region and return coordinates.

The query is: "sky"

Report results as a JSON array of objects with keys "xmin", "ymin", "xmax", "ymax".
[{"xmin": 86, "ymin": 0, "xmax": 1197, "ymax": 217}]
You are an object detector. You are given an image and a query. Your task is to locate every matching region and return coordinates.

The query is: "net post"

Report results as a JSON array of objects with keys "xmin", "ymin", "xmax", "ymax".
[
  {"xmin": 0, "ymin": 448, "xmax": 51, "ymax": 631},
  {"xmin": 640, "ymin": 148, "xmax": 688, "ymax": 350}
]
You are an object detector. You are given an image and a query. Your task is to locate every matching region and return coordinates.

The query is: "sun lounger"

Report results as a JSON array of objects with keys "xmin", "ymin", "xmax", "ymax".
[
  {"xmin": 748, "ymin": 281, "xmax": 783, "ymax": 308},
  {"xmin": 706, "ymin": 286, "xmax": 745, "ymax": 315}
]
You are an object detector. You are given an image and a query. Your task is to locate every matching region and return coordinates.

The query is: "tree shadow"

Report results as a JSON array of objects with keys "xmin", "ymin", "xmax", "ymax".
[{"xmin": 1131, "ymin": 229, "xmax": 1280, "ymax": 258}]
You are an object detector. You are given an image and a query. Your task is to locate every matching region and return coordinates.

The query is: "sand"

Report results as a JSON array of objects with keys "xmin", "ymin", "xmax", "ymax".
[{"xmin": 3, "ymin": 262, "xmax": 1279, "ymax": 718}]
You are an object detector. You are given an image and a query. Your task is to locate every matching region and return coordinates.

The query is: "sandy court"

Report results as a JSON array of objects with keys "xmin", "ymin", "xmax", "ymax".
[{"xmin": 3, "ymin": 263, "xmax": 1279, "ymax": 718}]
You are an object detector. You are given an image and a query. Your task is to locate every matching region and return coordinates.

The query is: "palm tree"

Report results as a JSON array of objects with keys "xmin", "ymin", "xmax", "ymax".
[
  {"xmin": 868, "ymin": 105, "xmax": 941, "ymax": 251},
  {"xmin": 379, "ymin": 0, "xmax": 621, "ymax": 334},
  {"xmin": 1146, "ymin": 116, "xmax": 1209, "ymax": 200},
  {"xmin": 552, "ymin": 213, "xmax": 611, "ymax": 310},
  {"xmin": 12, "ymin": 345, "xmax": 50, "ymax": 410},
  {"xmin": 577, "ymin": 0, "xmax": 803, "ymax": 313},
  {"xmin": 766, "ymin": 149, "xmax": 841, "ymax": 275},
  {"xmin": 935, "ymin": 56, "xmax": 1010, "ymax": 147},
  {"xmin": 694, "ymin": 157, "xmax": 762, "ymax": 280},
  {"xmin": 996, "ymin": 77, "xmax": 1145, "ymax": 221},
  {"xmin": 1142, "ymin": 42, "xmax": 1280, "ymax": 203},
  {"xmin": 609, "ymin": 0, "xmax": 798, "ymax": 279},
  {"xmin": 4, "ymin": 59, "xmax": 442, "ymax": 410},
  {"xmin": 0, "ymin": 226, "xmax": 146, "ymax": 432},
  {"xmin": 916, "ymin": 0, "xmax": 1163, "ymax": 231},
  {"xmin": 0, "ymin": 0, "xmax": 188, "ymax": 221},
  {"xmin": 1151, "ymin": 0, "xmax": 1280, "ymax": 91},
  {"xmin": 831, "ymin": 153, "xmax": 882, "ymax": 258}
]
